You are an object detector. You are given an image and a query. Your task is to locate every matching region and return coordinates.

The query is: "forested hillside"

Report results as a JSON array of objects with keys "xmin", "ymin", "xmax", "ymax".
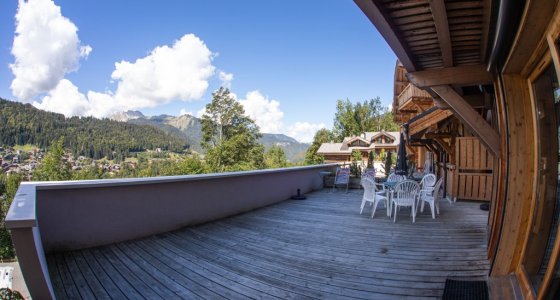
[{"xmin": 0, "ymin": 98, "xmax": 187, "ymax": 160}]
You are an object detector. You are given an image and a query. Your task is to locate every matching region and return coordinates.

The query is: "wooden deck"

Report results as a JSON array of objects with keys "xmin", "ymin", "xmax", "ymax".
[{"xmin": 47, "ymin": 188, "xmax": 490, "ymax": 299}]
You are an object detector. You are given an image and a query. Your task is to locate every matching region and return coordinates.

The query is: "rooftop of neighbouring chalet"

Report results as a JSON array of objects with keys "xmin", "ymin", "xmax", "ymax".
[{"xmin": 47, "ymin": 188, "xmax": 489, "ymax": 299}]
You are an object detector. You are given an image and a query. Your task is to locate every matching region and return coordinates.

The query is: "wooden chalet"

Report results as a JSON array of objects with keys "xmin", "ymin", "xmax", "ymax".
[
  {"xmin": 317, "ymin": 131, "xmax": 399, "ymax": 164},
  {"xmin": 354, "ymin": 0, "xmax": 560, "ymax": 298}
]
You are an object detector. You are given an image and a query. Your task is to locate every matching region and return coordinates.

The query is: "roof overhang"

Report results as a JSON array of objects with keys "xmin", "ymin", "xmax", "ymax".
[{"xmin": 406, "ymin": 107, "xmax": 454, "ymax": 136}]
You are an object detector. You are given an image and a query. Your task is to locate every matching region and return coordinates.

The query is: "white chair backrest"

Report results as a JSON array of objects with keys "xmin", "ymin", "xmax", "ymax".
[
  {"xmin": 361, "ymin": 177, "xmax": 375, "ymax": 201},
  {"xmin": 363, "ymin": 168, "xmax": 376, "ymax": 178},
  {"xmin": 387, "ymin": 173, "xmax": 405, "ymax": 182},
  {"xmin": 361, "ymin": 173, "xmax": 374, "ymax": 185},
  {"xmin": 420, "ymin": 174, "xmax": 437, "ymax": 188},
  {"xmin": 394, "ymin": 180, "xmax": 420, "ymax": 205},
  {"xmin": 432, "ymin": 177, "xmax": 444, "ymax": 198}
]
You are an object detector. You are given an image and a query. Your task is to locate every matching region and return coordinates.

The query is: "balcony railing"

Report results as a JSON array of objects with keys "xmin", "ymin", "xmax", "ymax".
[
  {"xmin": 396, "ymin": 83, "xmax": 432, "ymax": 110},
  {"xmin": 5, "ymin": 164, "xmax": 337, "ymax": 299}
]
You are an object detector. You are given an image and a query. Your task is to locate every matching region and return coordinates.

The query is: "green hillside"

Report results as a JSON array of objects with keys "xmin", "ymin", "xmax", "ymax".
[{"xmin": 0, "ymin": 98, "xmax": 187, "ymax": 161}]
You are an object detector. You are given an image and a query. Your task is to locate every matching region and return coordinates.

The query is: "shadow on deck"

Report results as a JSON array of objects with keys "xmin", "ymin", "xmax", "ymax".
[{"xmin": 47, "ymin": 189, "xmax": 489, "ymax": 299}]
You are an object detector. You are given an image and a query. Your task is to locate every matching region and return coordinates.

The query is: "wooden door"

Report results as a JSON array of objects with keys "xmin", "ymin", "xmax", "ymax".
[{"xmin": 455, "ymin": 137, "xmax": 494, "ymax": 201}]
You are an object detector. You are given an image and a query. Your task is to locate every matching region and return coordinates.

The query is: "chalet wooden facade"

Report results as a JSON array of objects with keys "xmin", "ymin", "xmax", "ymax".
[
  {"xmin": 317, "ymin": 131, "xmax": 399, "ymax": 164},
  {"xmin": 355, "ymin": 0, "xmax": 560, "ymax": 298}
]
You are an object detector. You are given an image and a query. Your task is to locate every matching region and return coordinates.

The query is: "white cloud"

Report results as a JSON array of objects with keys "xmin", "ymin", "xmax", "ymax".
[
  {"xmin": 179, "ymin": 108, "xmax": 192, "ymax": 116},
  {"xmin": 218, "ymin": 70, "xmax": 233, "ymax": 87},
  {"xmin": 33, "ymin": 79, "xmax": 88, "ymax": 117},
  {"xmin": 287, "ymin": 122, "xmax": 326, "ymax": 143},
  {"xmin": 111, "ymin": 34, "xmax": 215, "ymax": 110},
  {"xmin": 196, "ymin": 107, "xmax": 207, "ymax": 118},
  {"xmin": 238, "ymin": 90, "xmax": 284, "ymax": 133},
  {"xmin": 10, "ymin": 0, "xmax": 91, "ymax": 102}
]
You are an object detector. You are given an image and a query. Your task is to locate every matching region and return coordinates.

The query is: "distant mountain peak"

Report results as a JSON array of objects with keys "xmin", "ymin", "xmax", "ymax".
[{"xmin": 111, "ymin": 110, "xmax": 145, "ymax": 122}]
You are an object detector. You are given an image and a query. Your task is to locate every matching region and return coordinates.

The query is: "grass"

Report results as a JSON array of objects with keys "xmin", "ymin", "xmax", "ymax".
[{"xmin": 12, "ymin": 144, "xmax": 38, "ymax": 152}]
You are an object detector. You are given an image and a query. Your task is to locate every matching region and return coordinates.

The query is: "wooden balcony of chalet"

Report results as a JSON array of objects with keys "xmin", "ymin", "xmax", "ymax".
[
  {"xmin": 396, "ymin": 83, "xmax": 433, "ymax": 113},
  {"xmin": 6, "ymin": 165, "xmax": 493, "ymax": 299}
]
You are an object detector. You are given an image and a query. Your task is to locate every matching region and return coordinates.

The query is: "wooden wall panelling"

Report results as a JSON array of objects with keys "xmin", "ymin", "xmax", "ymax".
[{"xmin": 491, "ymin": 74, "xmax": 536, "ymax": 276}]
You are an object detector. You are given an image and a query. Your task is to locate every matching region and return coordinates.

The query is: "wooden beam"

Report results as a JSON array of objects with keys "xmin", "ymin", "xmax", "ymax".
[
  {"xmin": 407, "ymin": 65, "xmax": 493, "ymax": 88},
  {"xmin": 411, "ymin": 100, "xmax": 426, "ymax": 113},
  {"xmin": 433, "ymin": 97, "xmax": 450, "ymax": 109},
  {"xmin": 429, "ymin": 0, "xmax": 453, "ymax": 67},
  {"xmin": 434, "ymin": 137, "xmax": 453, "ymax": 154},
  {"xmin": 431, "ymin": 85, "xmax": 501, "ymax": 156},
  {"xmin": 408, "ymin": 109, "xmax": 454, "ymax": 136},
  {"xmin": 425, "ymin": 132, "xmax": 453, "ymax": 138},
  {"xmin": 354, "ymin": 0, "xmax": 417, "ymax": 71}
]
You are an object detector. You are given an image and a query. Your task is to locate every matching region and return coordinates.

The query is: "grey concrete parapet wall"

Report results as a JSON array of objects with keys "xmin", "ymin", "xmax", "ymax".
[{"xmin": 7, "ymin": 164, "xmax": 337, "ymax": 252}]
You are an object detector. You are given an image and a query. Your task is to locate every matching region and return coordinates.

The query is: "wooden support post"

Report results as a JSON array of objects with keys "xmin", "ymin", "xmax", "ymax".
[{"xmin": 431, "ymin": 85, "xmax": 501, "ymax": 157}]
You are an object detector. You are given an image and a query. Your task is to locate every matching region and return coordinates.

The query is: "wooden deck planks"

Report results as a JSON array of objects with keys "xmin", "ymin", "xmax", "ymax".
[{"xmin": 47, "ymin": 188, "xmax": 489, "ymax": 299}]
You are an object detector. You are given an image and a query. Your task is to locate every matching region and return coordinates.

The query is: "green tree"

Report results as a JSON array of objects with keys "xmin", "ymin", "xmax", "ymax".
[
  {"xmin": 332, "ymin": 97, "xmax": 397, "ymax": 141},
  {"xmin": 33, "ymin": 137, "xmax": 71, "ymax": 181},
  {"xmin": 350, "ymin": 149, "xmax": 363, "ymax": 177},
  {"xmin": 71, "ymin": 163, "xmax": 105, "ymax": 180},
  {"xmin": 201, "ymin": 87, "xmax": 264, "ymax": 172},
  {"xmin": 265, "ymin": 145, "xmax": 288, "ymax": 168},
  {"xmin": 384, "ymin": 150, "xmax": 394, "ymax": 176},
  {"xmin": 305, "ymin": 128, "xmax": 334, "ymax": 165},
  {"xmin": 0, "ymin": 173, "xmax": 22, "ymax": 259},
  {"xmin": 380, "ymin": 110, "xmax": 399, "ymax": 131}
]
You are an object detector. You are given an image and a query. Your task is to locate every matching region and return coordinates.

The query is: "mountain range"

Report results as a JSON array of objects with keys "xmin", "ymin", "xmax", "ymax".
[{"xmin": 111, "ymin": 111, "xmax": 310, "ymax": 162}]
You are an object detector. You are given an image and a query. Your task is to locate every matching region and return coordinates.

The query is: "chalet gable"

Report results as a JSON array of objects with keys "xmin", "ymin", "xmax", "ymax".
[
  {"xmin": 345, "ymin": 136, "xmax": 370, "ymax": 147},
  {"xmin": 369, "ymin": 132, "xmax": 395, "ymax": 145}
]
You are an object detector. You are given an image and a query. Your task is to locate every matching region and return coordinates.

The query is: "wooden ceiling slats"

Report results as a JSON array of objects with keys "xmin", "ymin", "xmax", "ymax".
[
  {"xmin": 410, "ymin": 43, "xmax": 442, "ymax": 52},
  {"xmin": 393, "ymin": 14, "xmax": 434, "ymax": 26},
  {"xmin": 452, "ymin": 40, "xmax": 481, "ymax": 47},
  {"xmin": 405, "ymin": 33, "xmax": 439, "ymax": 42},
  {"xmin": 384, "ymin": 0, "xmax": 429, "ymax": 10},
  {"xmin": 451, "ymin": 35, "xmax": 481, "ymax": 42},
  {"xmin": 398, "ymin": 20, "xmax": 435, "ymax": 31},
  {"xmin": 408, "ymin": 38, "xmax": 441, "ymax": 47},
  {"xmin": 414, "ymin": 48, "xmax": 444, "ymax": 55},
  {"xmin": 446, "ymin": 1, "xmax": 484, "ymax": 10},
  {"xmin": 448, "ymin": 16, "xmax": 483, "ymax": 25},
  {"xmin": 447, "ymin": 8, "xmax": 484, "ymax": 18},
  {"xmin": 389, "ymin": 6, "xmax": 431, "ymax": 18},
  {"xmin": 450, "ymin": 29, "xmax": 483, "ymax": 37},
  {"xmin": 360, "ymin": 0, "xmax": 491, "ymax": 72},
  {"xmin": 449, "ymin": 23, "xmax": 483, "ymax": 31},
  {"xmin": 417, "ymin": 56, "xmax": 443, "ymax": 62},
  {"xmin": 402, "ymin": 27, "xmax": 437, "ymax": 36}
]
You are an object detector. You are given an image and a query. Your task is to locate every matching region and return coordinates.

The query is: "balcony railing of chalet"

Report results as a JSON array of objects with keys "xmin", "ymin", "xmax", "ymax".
[
  {"xmin": 5, "ymin": 164, "xmax": 336, "ymax": 299},
  {"xmin": 396, "ymin": 83, "xmax": 432, "ymax": 110}
]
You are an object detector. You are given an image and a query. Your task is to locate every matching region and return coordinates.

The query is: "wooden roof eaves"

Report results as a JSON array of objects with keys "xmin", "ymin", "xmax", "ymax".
[{"xmin": 354, "ymin": 0, "xmax": 418, "ymax": 71}]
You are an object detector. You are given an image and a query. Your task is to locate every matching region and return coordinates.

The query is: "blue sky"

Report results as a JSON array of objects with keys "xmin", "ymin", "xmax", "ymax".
[{"xmin": 0, "ymin": 0, "xmax": 396, "ymax": 142}]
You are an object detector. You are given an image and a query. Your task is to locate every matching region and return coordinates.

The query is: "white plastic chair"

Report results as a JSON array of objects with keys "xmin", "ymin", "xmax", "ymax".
[
  {"xmin": 360, "ymin": 177, "xmax": 388, "ymax": 218},
  {"xmin": 391, "ymin": 180, "xmax": 420, "ymax": 223},
  {"xmin": 419, "ymin": 177, "xmax": 444, "ymax": 219},
  {"xmin": 419, "ymin": 173, "xmax": 436, "ymax": 189},
  {"xmin": 387, "ymin": 173, "xmax": 406, "ymax": 182}
]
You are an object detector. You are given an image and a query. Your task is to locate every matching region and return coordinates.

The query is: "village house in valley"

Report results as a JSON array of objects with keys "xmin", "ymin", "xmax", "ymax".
[{"xmin": 317, "ymin": 131, "xmax": 399, "ymax": 164}]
